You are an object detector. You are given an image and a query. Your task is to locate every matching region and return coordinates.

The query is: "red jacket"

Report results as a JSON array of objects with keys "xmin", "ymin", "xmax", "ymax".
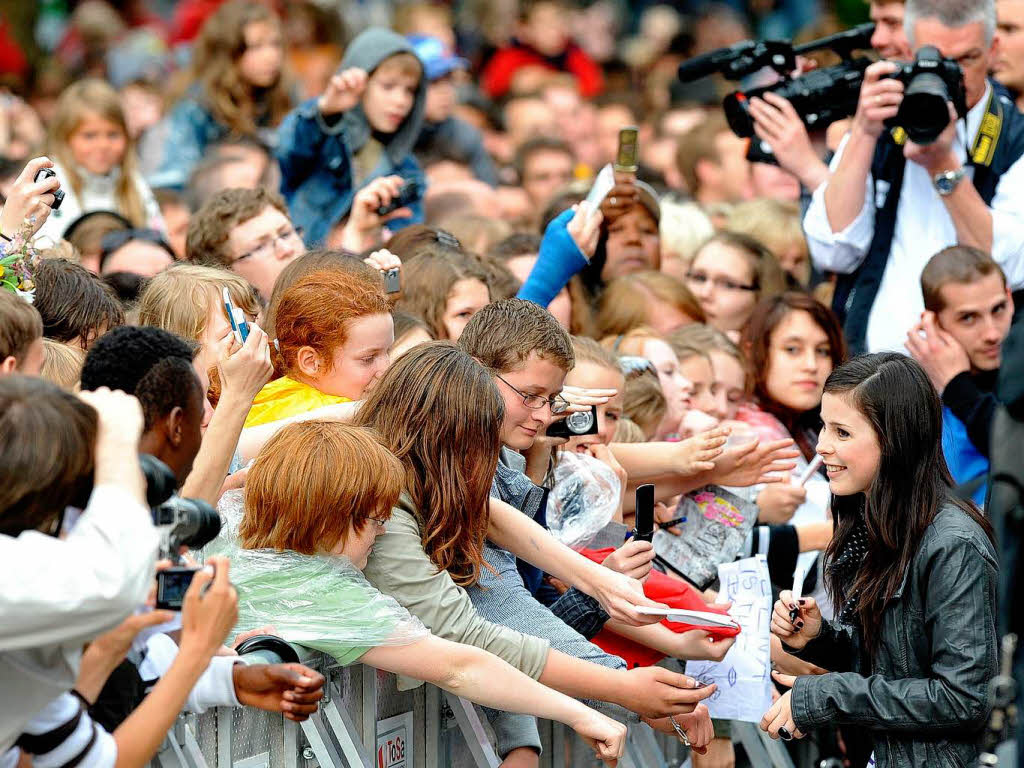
[{"xmin": 482, "ymin": 41, "xmax": 603, "ymax": 99}]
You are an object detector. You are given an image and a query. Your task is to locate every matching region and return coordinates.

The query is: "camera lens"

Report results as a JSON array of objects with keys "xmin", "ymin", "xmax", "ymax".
[
  {"xmin": 899, "ymin": 73, "xmax": 951, "ymax": 145},
  {"xmin": 565, "ymin": 410, "xmax": 595, "ymax": 434},
  {"xmin": 173, "ymin": 498, "xmax": 222, "ymax": 549}
]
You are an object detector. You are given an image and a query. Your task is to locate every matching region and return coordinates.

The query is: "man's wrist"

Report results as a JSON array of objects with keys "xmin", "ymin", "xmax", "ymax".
[{"xmin": 925, "ymin": 151, "xmax": 961, "ymax": 177}]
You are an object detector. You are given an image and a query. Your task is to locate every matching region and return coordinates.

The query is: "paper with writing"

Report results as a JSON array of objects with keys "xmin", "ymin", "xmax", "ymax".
[{"xmin": 686, "ymin": 556, "xmax": 773, "ymax": 723}]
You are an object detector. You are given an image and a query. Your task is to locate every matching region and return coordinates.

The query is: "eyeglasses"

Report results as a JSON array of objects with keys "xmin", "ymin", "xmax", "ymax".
[
  {"xmin": 685, "ymin": 271, "xmax": 757, "ymax": 293},
  {"xmin": 495, "ymin": 374, "xmax": 570, "ymax": 414},
  {"xmin": 234, "ymin": 226, "xmax": 304, "ymax": 264}
]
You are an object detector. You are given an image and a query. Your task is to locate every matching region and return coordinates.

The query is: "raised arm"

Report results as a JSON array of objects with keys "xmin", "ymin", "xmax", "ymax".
[{"xmin": 486, "ymin": 497, "xmax": 666, "ymax": 625}]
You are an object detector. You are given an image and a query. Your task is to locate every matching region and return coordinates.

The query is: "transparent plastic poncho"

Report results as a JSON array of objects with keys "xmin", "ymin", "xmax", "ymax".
[
  {"xmin": 547, "ymin": 450, "xmax": 621, "ymax": 548},
  {"xmin": 214, "ymin": 493, "xmax": 429, "ymax": 666}
]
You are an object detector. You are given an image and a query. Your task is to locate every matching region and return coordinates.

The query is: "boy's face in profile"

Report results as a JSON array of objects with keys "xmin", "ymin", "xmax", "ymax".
[
  {"xmin": 495, "ymin": 352, "xmax": 568, "ymax": 450},
  {"xmin": 362, "ymin": 55, "xmax": 421, "ymax": 134}
]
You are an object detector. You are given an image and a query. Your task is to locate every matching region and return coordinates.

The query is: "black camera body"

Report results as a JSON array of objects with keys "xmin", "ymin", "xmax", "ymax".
[
  {"xmin": 724, "ymin": 57, "xmax": 872, "ymax": 138},
  {"xmin": 141, "ymin": 454, "xmax": 221, "ymax": 610},
  {"xmin": 684, "ymin": 24, "xmax": 967, "ymax": 148},
  {"xmin": 377, "ymin": 179, "xmax": 422, "ymax": 216},
  {"xmin": 546, "ymin": 405, "xmax": 599, "ymax": 440},
  {"xmin": 34, "ymin": 168, "xmax": 65, "ymax": 210},
  {"xmin": 880, "ymin": 46, "xmax": 967, "ymax": 145}
]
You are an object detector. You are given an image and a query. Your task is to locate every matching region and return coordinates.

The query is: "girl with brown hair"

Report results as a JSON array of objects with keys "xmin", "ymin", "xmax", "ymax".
[
  {"xmin": 230, "ymin": 421, "xmax": 626, "ymax": 764},
  {"xmin": 355, "ymin": 341, "xmax": 721, "ymax": 745},
  {"xmin": 152, "ymin": 0, "xmax": 292, "ymax": 189},
  {"xmin": 38, "ymin": 79, "xmax": 164, "ymax": 262},
  {"xmin": 390, "ymin": 226, "xmax": 492, "ymax": 342}
]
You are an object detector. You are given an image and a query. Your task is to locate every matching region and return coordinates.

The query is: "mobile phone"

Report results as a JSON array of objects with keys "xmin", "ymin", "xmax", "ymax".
[
  {"xmin": 156, "ymin": 566, "xmax": 200, "ymax": 610},
  {"xmin": 377, "ymin": 179, "xmax": 422, "ymax": 216},
  {"xmin": 633, "ymin": 483, "xmax": 655, "ymax": 542},
  {"xmin": 222, "ymin": 287, "xmax": 249, "ymax": 344},
  {"xmin": 382, "ymin": 267, "xmax": 400, "ymax": 294},
  {"xmin": 546, "ymin": 405, "xmax": 598, "ymax": 439},
  {"xmin": 614, "ymin": 127, "xmax": 639, "ymax": 174}
]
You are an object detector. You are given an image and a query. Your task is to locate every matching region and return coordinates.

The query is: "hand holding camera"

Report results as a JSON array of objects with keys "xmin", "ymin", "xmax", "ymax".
[
  {"xmin": 318, "ymin": 67, "xmax": 368, "ymax": 116},
  {"xmin": 0, "ymin": 156, "xmax": 61, "ymax": 239},
  {"xmin": 854, "ymin": 60, "xmax": 905, "ymax": 138},
  {"xmin": 178, "ymin": 556, "xmax": 238, "ymax": 660},
  {"xmin": 338, "ymin": 175, "xmax": 416, "ymax": 253}
]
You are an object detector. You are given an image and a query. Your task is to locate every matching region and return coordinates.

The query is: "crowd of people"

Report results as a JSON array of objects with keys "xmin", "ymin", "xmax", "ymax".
[{"xmin": 0, "ymin": 0, "xmax": 1019, "ymax": 765}]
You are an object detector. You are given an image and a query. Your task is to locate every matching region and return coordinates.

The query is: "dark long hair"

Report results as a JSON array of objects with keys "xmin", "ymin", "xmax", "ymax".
[
  {"xmin": 822, "ymin": 353, "xmax": 993, "ymax": 652},
  {"xmin": 742, "ymin": 292, "xmax": 847, "ymax": 460},
  {"xmin": 355, "ymin": 342, "xmax": 504, "ymax": 587}
]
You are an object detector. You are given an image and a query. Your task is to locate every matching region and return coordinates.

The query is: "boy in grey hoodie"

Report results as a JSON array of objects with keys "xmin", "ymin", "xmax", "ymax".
[{"xmin": 276, "ymin": 28, "xmax": 427, "ymax": 247}]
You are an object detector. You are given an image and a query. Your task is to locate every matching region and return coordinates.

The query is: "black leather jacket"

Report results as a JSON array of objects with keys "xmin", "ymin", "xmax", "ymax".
[{"xmin": 788, "ymin": 505, "xmax": 998, "ymax": 768}]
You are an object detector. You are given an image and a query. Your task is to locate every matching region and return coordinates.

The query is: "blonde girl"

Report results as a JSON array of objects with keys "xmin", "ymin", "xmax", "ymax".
[{"xmin": 39, "ymin": 79, "xmax": 164, "ymax": 265}]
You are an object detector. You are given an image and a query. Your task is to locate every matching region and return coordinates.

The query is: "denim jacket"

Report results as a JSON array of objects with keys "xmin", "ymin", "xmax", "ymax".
[
  {"xmin": 788, "ymin": 504, "xmax": 998, "ymax": 768},
  {"xmin": 147, "ymin": 97, "xmax": 229, "ymax": 191},
  {"xmin": 275, "ymin": 99, "xmax": 424, "ymax": 247}
]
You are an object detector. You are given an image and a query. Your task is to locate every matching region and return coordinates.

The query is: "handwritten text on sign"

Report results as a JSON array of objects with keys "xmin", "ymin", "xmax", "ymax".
[{"xmin": 685, "ymin": 556, "xmax": 773, "ymax": 722}]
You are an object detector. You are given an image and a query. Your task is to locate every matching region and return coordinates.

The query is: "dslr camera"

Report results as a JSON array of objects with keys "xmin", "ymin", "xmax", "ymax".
[
  {"xmin": 680, "ymin": 24, "xmax": 967, "ymax": 146},
  {"xmin": 140, "ymin": 454, "xmax": 221, "ymax": 609}
]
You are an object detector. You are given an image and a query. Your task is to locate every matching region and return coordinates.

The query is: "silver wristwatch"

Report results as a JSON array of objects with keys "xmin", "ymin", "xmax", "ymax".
[{"xmin": 933, "ymin": 168, "xmax": 966, "ymax": 196}]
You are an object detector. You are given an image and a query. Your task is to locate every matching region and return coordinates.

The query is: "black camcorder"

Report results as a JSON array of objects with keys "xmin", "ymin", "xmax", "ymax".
[
  {"xmin": 140, "ymin": 454, "xmax": 221, "ymax": 609},
  {"xmin": 680, "ymin": 24, "xmax": 968, "ymax": 146}
]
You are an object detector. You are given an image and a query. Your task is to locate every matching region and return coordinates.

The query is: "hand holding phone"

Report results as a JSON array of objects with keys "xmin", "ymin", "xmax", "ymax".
[
  {"xmin": 633, "ymin": 483, "xmax": 655, "ymax": 543},
  {"xmin": 223, "ymin": 287, "xmax": 250, "ymax": 344}
]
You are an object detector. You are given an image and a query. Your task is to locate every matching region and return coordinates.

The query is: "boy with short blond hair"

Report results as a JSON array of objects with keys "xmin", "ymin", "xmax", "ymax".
[{"xmin": 276, "ymin": 28, "xmax": 427, "ymax": 247}]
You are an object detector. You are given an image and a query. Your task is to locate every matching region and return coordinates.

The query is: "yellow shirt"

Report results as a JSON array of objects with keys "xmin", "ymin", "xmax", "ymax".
[{"xmin": 244, "ymin": 376, "xmax": 351, "ymax": 428}]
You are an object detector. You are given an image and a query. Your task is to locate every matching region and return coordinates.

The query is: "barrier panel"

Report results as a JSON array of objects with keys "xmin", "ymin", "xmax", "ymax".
[{"xmin": 154, "ymin": 652, "xmax": 794, "ymax": 768}]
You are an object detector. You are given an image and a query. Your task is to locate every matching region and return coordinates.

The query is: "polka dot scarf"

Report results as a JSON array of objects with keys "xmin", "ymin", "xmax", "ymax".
[{"xmin": 830, "ymin": 515, "xmax": 870, "ymax": 626}]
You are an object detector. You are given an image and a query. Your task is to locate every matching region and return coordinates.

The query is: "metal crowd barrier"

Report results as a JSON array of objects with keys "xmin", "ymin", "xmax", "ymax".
[{"xmin": 153, "ymin": 651, "xmax": 795, "ymax": 768}]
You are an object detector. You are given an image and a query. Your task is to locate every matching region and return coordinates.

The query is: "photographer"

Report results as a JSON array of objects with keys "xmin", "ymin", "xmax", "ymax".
[
  {"xmin": 0, "ymin": 379, "xmax": 158, "ymax": 751},
  {"xmin": 747, "ymin": 1, "xmax": 912, "ymax": 193},
  {"xmin": 804, "ymin": 0, "xmax": 1024, "ymax": 354}
]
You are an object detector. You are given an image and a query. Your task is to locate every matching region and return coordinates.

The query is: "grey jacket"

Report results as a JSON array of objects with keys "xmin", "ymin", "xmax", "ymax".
[{"xmin": 789, "ymin": 504, "xmax": 998, "ymax": 768}]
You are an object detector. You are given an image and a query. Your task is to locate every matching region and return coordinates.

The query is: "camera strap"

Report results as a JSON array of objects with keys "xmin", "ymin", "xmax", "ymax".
[{"xmin": 888, "ymin": 88, "xmax": 1003, "ymax": 167}]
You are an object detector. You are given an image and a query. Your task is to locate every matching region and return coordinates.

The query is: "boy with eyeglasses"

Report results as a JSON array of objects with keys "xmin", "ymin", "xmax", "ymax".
[{"xmin": 186, "ymin": 187, "xmax": 305, "ymax": 303}]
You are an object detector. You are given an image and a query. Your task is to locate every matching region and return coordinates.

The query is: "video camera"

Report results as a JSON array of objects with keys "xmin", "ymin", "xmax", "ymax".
[
  {"xmin": 678, "ymin": 24, "xmax": 968, "ymax": 146},
  {"xmin": 140, "ymin": 454, "xmax": 221, "ymax": 609}
]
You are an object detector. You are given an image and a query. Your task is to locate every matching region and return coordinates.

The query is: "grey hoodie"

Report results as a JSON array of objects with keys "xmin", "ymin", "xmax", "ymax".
[{"xmin": 336, "ymin": 28, "xmax": 427, "ymax": 166}]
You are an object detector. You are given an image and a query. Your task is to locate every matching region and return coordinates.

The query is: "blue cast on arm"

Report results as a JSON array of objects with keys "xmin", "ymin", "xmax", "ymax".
[{"xmin": 516, "ymin": 208, "xmax": 588, "ymax": 307}]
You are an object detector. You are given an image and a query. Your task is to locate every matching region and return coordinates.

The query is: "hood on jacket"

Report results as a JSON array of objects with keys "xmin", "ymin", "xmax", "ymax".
[{"xmin": 338, "ymin": 27, "xmax": 427, "ymax": 165}]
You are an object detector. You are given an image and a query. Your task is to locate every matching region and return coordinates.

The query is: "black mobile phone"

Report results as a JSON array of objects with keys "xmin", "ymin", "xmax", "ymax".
[
  {"xmin": 633, "ymin": 483, "xmax": 655, "ymax": 542},
  {"xmin": 614, "ymin": 127, "xmax": 639, "ymax": 174},
  {"xmin": 377, "ymin": 179, "xmax": 422, "ymax": 216},
  {"xmin": 382, "ymin": 267, "xmax": 400, "ymax": 293},
  {"xmin": 156, "ymin": 566, "xmax": 200, "ymax": 610},
  {"xmin": 546, "ymin": 405, "xmax": 598, "ymax": 439}
]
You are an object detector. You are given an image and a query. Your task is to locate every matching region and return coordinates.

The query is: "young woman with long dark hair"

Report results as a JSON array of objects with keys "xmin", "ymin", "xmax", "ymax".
[{"xmin": 764, "ymin": 353, "xmax": 997, "ymax": 768}]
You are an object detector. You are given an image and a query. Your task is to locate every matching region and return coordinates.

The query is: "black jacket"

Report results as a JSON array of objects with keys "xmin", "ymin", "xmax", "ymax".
[{"xmin": 788, "ymin": 504, "xmax": 998, "ymax": 768}]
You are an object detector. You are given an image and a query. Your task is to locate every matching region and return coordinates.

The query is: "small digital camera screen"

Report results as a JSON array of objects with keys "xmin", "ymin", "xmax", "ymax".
[{"xmin": 156, "ymin": 568, "xmax": 198, "ymax": 610}]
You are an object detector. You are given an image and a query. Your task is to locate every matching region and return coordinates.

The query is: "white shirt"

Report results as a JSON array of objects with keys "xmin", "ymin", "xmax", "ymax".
[
  {"xmin": 803, "ymin": 83, "xmax": 1024, "ymax": 353},
  {"xmin": 0, "ymin": 485, "xmax": 159, "ymax": 753}
]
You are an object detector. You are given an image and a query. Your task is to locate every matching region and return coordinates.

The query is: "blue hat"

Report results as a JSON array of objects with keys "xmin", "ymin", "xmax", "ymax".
[{"xmin": 407, "ymin": 35, "xmax": 469, "ymax": 81}]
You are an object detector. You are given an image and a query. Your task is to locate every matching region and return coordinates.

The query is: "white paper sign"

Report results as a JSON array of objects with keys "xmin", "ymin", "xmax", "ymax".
[
  {"xmin": 376, "ymin": 712, "xmax": 414, "ymax": 768},
  {"xmin": 685, "ymin": 556, "xmax": 773, "ymax": 723}
]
